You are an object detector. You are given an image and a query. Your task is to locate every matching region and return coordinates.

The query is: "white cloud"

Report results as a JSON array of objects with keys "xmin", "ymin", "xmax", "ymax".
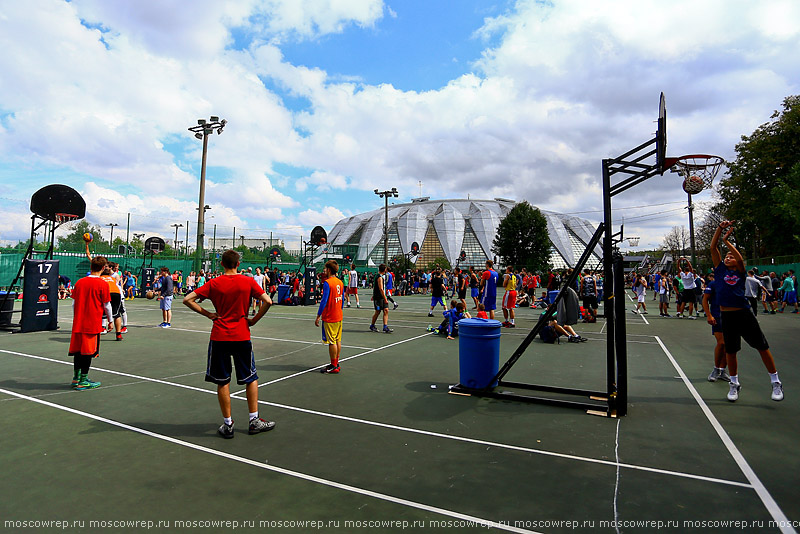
[{"xmin": 297, "ymin": 206, "xmax": 346, "ymax": 227}]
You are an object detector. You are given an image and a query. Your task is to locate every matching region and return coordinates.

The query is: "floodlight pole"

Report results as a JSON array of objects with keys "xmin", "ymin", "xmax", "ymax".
[
  {"xmin": 188, "ymin": 116, "xmax": 226, "ymax": 273},
  {"xmin": 171, "ymin": 223, "xmax": 183, "ymax": 257},
  {"xmin": 374, "ymin": 188, "xmax": 399, "ymax": 265},
  {"xmin": 107, "ymin": 223, "xmax": 119, "ymax": 250},
  {"xmin": 687, "ymin": 192, "xmax": 697, "ymax": 266}
]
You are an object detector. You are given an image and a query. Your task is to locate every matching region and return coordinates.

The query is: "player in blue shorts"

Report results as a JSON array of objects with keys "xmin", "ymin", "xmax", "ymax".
[{"xmin": 479, "ymin": 260, "xmax": 499, "ymax": 320}]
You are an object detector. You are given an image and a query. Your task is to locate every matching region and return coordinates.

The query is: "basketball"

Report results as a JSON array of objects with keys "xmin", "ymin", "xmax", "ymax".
[
  {"xmin": 319, "ymin": 237, "xmax": 327, "ymax": 244},
  {"xmin": 682, "ymin": 175, "xmax": 704, "ymax": 194},
  {"xmin": 82, "ymin": 232, "xmax": 93, "ymax": 243},
  {"xmin": 146, "ymin": 290, "xmax": 155, "ymax": 300}
]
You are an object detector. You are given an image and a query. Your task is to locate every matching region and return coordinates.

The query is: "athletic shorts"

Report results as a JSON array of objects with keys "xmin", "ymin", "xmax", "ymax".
[
  {"xmin": 205, "ymin": 340, "xmax": 258, "ymax": 386},
  {"xmin": 471, "ymin": 287, "xmax": 479, "ymax": 298},
  {"xmin": 110, "ymin": 293, "xmax": 122, "ymax": 318},
  {"xmin": 321, "ymin": 321, "xmax": 342, "ymax": 345},
  {"xmin": 458, "ymin": 288, "xmax": 467, "ymax": 300},
  {"xmin": 348, "ymin": 287, "xmax": 358, "ymax": 295},
  {"xmin": 782, "ymin": 290, "xmax": 797, "ymax": 304},
  {"xmin": 659, "ymin": 292, "xmax": 669, "ymax": 304},
  {"xmin": 582, "ymin": 295, "xmax": 598, "ymax": 310},
  {"xmin": 430, "ymin": 296, "xmax": 445, "ymax": 308},
  {"xmin": 502, "ymin": 290, "xmax": 517, "ymax": 310},
  {"xmin": 720, "ymin": 309, "xmax": 768, "ymax": 354},
  {"xmin": 68, "ymin": 332, "xmax": 100, "ymax": 358},
  {"xmin": 481, "ymin": 294, "xmax": 496, "ymax": 312},
  {"xmin": 637, "ymin": 294, "xmax": 645, "ymax": 303},
  {"xmin": 681, "ymin": 289, "xmax": 696, "ymax": 305},
  {"xmin": 160, "ymin": 295, "xmax": 173, "ymax": 311},
  {"xmin": 374, "ymin": 300, "xmax": 388, "ymax": 312}
]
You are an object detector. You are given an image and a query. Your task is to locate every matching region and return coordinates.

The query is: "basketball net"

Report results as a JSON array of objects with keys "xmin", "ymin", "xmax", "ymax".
[
  {"xmin": 54, "ymin": 213, "xmax": 80, "ymax": 232},
  {"xmin": 627, "ymin": 237, "xmax": 640, "ymax": 247},
  {"xmin": 670, "ymin": 155, "xmax": 724, "ymax": 193}
]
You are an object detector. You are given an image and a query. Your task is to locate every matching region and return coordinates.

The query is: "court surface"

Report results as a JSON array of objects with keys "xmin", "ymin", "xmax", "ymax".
[{"xmin": 1, "ymin": 292, "xmax": 798, "ymax": 533}]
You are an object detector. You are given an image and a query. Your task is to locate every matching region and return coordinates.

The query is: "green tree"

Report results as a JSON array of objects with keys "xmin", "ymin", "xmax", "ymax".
[
  {"xmin": 425, "ymin": 256, "xmax": 451, "ymax": 271},
  {"xmin": 492, "ymin": 201, "xmax": 551, "ymax": 271},
  {"xmin": 389, "ymin": 253, "xmax": 414, "ymax": 273},
  {"xmin": 716, "ymin": 95, "xmax": 800, "ymax": 258},
  {"xmin": 57, "ymin": 221, "xmax": 107, "ymax": 252}
]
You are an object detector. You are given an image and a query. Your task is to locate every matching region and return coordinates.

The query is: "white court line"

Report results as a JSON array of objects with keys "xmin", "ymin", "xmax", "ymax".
[
  {"xmin": 0, "ymin": 387, "xmax": 540, "ymax": 534},
  {"xmin": 654, "ymin": 336, "xmax": 796, "ymax": 534},
  {"xmin": 169, "ymin": 328, "xmax": 372, "ymax": 350},
  {"xmin": 235, "ymin": 330, "xmax": 435, "ymax": 393},
  {"xmin": 0, "ymin": 348, "xmax": 750, "ymax": 489}
]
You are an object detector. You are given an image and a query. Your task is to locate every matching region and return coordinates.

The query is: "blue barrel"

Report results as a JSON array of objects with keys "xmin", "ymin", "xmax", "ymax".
[
  {"xmin": 548, "ymin": 290, "xmax": 560, "ymax": 304},
  {"xmin": 277, "ymin": 284, "xmax": 290, "ymax": 304},
  {"xmin": 457, "ymin": 318, "xmax": 502, "ymax": 389}
]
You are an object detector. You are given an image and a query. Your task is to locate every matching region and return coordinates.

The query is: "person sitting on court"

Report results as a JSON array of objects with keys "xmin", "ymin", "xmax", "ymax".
[
  {"xmin": 475, "ymin": 302, "xmax": 488, "ymax": 319},
  {"xmin": 533, "ymin": 291, "xmax": 548, "ymax": 309},
  {"xmin": 540, "ymin": 318, "xmax": 585, "ymax": 344},
  {"xmin": 429, "ymin": 300, "xmax": 471, "ymax": 338}
]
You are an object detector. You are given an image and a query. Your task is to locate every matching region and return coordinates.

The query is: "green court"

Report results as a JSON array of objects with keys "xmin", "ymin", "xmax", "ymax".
[{"xmin": 1, "ymin": 294, "xmax": 798, "ymax": 533}]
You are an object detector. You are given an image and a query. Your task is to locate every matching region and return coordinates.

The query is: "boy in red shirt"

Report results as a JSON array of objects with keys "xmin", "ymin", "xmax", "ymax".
[
  {"xmin": 183, "ymin": 250, "xmax": 275, "ymax": 438},
  {"xmin": 69, "ymin": 256, "xmax": 113, "ymax": 390},
  {"xmin": 315, "ymin": 260, "xmax": 345, "ymax": 374}
]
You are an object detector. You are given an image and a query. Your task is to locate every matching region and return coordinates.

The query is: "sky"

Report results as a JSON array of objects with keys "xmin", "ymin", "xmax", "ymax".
[{"xmin": 0, "ymin": 0, "xmax": 798, "ymax": 251}]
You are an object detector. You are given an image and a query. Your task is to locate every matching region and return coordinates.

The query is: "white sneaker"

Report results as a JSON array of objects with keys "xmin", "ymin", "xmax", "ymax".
[
  {"xmin": 771, "ymin": 381, "xmax": 784, "ymax": 401},
  {"xmin": 727, "ymin": 383, "xmax": 741, "ymax": 402},
  {"xmin": 708, "ymin": 368, "xmax": 721, "ymax": 382},
  {"xmin": 719, "ymin": 369, "xmax": 731, "ymax": 382}
]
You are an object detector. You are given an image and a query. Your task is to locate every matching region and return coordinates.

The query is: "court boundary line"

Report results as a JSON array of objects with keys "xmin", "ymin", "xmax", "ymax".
[
  {"xmin": 0, "ymin": 348, "xmax": 753, "ymax": 489},
  {"xmin": 0, "ymin": 386, "xmax": 540, "ymax": 534},
  {"xmin": 654, "ymin": 336, "xmax": 795, "ymax": 534},
  {"xmin": 234, "ymin": 331, "xmax": 435, "ymax": 393},
  {"xmin": 170, "ymin": 328, "xmax": 373, "ymax": 350}
]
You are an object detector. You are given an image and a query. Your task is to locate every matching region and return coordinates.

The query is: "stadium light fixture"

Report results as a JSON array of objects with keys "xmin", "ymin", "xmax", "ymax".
[
  {"xmin": 188, "ymin": 116, "xmax": 226, "ymax": 272},
  {"xmin": 374, "ymin": 188, "xmax": 399, "ymax": 265}
]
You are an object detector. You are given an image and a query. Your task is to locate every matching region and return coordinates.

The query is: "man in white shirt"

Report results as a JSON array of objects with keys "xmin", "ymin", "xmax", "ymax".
[{"xmin": 677, "ymin": 258, "xmax": 697, "ymax": 319}]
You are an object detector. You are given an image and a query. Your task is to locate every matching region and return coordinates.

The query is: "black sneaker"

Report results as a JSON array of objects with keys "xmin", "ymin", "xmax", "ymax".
[
  {"xmin": 218, "ymin": 421, "xmax": 234, "ymax": 439},
  {"xmin": 249, "ymin": 417, "xmax": 276, "ymax": 435},
  {"xmin": 383, "ymin": 325, "xmax": 394, "ymax": 333},
  {"xmin": 428, "ymin": 312, "xmax": 434, "ymax": 317},
  {"xmin": 320, "ymin": 364, "xmax": 340, "ymax": 374}
]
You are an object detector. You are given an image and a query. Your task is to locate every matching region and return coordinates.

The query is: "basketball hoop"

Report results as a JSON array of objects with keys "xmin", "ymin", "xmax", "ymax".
[
  {"xmin": 54, "ymin": 213, "xmax": 80, "ymax": 231},
  {"xmin": 668, "ymin": 155, "xmax": 724, "ymax": 193},
  {"xmin": 627, "ymin": 237, "xmax": 640, "ymax": 247}
]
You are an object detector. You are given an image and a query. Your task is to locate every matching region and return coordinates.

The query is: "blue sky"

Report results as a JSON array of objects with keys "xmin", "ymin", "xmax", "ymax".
[{"xmin": 0, "ymin": 0, "xmax": 798, "ymax": 250}]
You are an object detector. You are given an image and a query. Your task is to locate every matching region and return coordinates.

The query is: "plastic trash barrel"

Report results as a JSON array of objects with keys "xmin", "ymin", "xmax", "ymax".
[
  {"xmin": 547, "ymin": 290, "xmax": 560, "ymax": 304},
  {"xmin": 0, "ymin": 291, "xmax": 16, "ymax": 327},
  {"xmin": 277, "ymin": 284, "xmax": 290, "ymax": 304},
  {"xmin": 457, "ymin": 318, "xmax": 502, "ymax": 389}
]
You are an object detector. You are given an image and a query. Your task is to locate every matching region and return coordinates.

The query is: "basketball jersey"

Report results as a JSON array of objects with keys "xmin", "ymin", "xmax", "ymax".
[
  {"xmin": 505, "ymin": 273, "xmax": 517, "ymax": 292},
  {"xmin": 349, "ymin": 270, "xmax": 358, "ymax": 288},
  {"xmin": 101, "ymin": 274, "xmax": 121, "ymax": 294},
  {"xmin": 582, "ymin": 276, "xmax": 596, "ymax": 296},
  {"xmin": 319, "ymin": 277, "xmax": 344, "ymax": 323},
  {"xmin": 482, "ymin": 269, "xmax": 498, "ymax": 299}
]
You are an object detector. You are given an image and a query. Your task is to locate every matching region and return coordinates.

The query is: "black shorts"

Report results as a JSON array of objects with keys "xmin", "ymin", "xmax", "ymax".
[
  {"xmin": 458, "ymin": 289, "xmax": 467, "ymax": 300},
  {"xmin": 720, "ymin": 309, "xmax": 768, "ymax": 354},
  {"xmin": 110, "ymin": 293, "xmax": 122, "ymax": 319},
  {"xmin": 205, "ymin": 340, "xmax": 258, "ymax": 385},
  {"xmin": 582, "ymin": 295, "xmax": 598, "ymax": 310},
  {"xmin": 373, "ymin": 301, "xmax": 388, "ymax": 312},
  {"xmin": 681, "ymin": 289, "xmax": 696, "ymax": 305}
]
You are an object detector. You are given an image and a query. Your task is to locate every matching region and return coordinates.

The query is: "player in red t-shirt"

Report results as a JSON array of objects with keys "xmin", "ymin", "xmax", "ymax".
[
  {"xmin": 69, "ymin": 256, "xmax": 113, "ymax": 390},
  {"xmin": 315, "ymin": 260, "xmax": 345, "ymax": 374},
  {"xmin": 183, "ymin": 250, "xmax": 275, "ymax": 438}
]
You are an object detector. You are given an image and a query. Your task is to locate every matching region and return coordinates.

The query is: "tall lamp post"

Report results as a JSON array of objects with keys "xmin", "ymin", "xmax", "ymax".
[
  {"xmin": 171, "ymin": 223, "xmax": 183, "ymax": 257},
  {"xmin": 133, "ymin": 233, "xmax": 145, "ymax": 254},
  {"xmin": 374, "ymin": 188, "xmax": 399, "ymax": 265},
  {"xmin": 107, "ymin": 223, "xmax": 119, "ymax": 251},
  {"xmin": 188, "ymin": 116, "xmax": 226, "ymax": 272}
]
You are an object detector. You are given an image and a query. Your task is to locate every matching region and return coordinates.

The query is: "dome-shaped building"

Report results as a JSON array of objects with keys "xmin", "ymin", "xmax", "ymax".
[{"xmin": 326, "ymin": 198, "xmax": 602, "ymax": 269}]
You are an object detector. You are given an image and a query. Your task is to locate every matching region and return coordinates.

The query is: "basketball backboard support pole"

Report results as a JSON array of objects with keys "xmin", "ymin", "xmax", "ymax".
[
  {"xmin": 1, "ymin": 186, "xmax": 86, "ymax": 330},
  {"xmin": 450, "ymin": 93, "xmax": 668, "ymax": 417}
]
